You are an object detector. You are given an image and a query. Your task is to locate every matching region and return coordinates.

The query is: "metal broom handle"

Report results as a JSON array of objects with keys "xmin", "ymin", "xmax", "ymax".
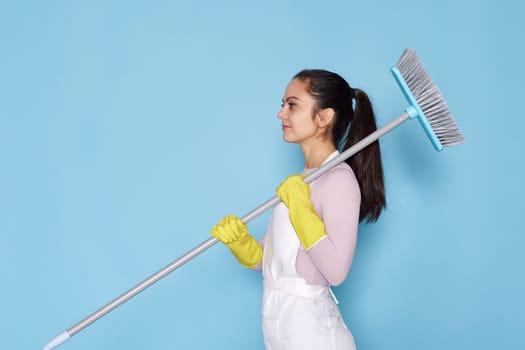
[{"xmin": 65, "ymin": 112, "xmax": 410, "ymax": 338}]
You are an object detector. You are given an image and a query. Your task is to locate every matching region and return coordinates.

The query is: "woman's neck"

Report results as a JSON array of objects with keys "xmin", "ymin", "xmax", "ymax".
[{"xmin": 300, "ymin": 141, "xmax": 337, "ymax": 169}]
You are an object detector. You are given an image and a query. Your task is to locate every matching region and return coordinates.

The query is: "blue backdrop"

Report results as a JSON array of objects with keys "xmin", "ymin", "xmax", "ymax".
[{"xmin": 1, "ymin": 1, "xmax": 523, "ymax": 349}]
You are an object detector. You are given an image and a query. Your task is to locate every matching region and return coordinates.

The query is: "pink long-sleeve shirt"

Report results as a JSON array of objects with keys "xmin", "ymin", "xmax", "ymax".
[{"xmin": 254, "ymin": 161, "xmax": 361, "ymax": 286}]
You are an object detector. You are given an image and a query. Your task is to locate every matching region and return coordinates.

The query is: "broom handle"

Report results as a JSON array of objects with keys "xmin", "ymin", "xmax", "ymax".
[{"xmin": 53, "ymin": 112, "xmax": 410, "ymax": 345}]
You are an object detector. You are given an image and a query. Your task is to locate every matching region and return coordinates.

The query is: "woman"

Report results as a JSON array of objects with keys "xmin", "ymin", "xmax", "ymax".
[{"xmin": 211, "ymin": 69, "xmax": 386, "ymax": 349}]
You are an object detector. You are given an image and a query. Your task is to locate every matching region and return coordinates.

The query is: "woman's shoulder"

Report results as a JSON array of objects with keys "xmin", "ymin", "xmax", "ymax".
[
  {"xmin": 322, "ymin": 162, "xmax": 357, "ymax": 181},
  {"xmin": 314, "ymin": 162, "xmax": 360, "ymax": 193}
]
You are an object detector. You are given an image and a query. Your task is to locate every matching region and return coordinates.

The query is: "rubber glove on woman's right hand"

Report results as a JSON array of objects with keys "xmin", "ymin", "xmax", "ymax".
[
  {"xmin": 276, "ymin": 174, "xmax": 327, "ymax": 250},
  {"xmin": 211, "ymin": 215, "xmax": 262, "ymax": 268}
]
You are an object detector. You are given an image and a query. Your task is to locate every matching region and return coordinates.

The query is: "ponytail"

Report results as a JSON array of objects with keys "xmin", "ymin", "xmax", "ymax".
[
  {"xmin": 344, "ymin": 88, "xmax": 385, "ymax": 222},
  {"xmin": 294, "ymin": 70, "xmax": 386, "ymax": 222}
]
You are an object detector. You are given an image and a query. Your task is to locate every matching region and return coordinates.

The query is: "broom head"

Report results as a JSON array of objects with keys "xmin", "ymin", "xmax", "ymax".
[{"xmin": 391, "ymin": 48, "xmax": 465, "ymax": 151}]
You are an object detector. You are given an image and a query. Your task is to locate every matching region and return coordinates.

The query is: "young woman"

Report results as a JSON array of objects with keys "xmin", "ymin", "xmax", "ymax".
[{"xmin": 211, "ymin": 69, "xmax": 386, "ymax": 349}]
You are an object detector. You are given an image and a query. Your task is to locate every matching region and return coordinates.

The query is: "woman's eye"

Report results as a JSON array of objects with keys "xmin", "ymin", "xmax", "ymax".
[{"xmin": 280, "ymin": 101, "xmax": 296, "ymax": 110}]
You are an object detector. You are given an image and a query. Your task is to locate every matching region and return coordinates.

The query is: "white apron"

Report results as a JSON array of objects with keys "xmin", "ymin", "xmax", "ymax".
[{"xmin": 262, "ymin": 160, "xmax": 356, "ymax": 349}]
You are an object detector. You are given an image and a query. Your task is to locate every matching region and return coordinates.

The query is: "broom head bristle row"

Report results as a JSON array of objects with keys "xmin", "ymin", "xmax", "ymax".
[{"xmin": 395, "ymin": 48, "xmax": 465, "ymax": 149}]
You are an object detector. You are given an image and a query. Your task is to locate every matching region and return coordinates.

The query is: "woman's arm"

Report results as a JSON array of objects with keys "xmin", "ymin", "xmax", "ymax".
[{"xmin": 306, "ymin": 167, "xmax": 361, "ymax": 285}]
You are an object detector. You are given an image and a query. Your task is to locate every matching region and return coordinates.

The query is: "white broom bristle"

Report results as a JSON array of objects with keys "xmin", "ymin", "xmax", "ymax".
[{"xmin": 396, "ymin": 49, "xmax": 465, "ymax": 148}]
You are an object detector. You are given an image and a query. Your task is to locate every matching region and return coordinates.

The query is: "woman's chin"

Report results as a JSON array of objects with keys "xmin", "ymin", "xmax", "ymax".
[{"xmin": 282, "ymin": 133, "xmax": 297, "ymax": 143}]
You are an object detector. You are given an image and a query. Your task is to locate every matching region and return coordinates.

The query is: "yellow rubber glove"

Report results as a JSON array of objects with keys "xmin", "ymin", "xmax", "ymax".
[
  {"xmin": 211, "ymin": 215, "xmax": 262, "ymax": 268},
  {"xmin": 276, "ymin": 174, "xmax": 327, "ymax": 250}
]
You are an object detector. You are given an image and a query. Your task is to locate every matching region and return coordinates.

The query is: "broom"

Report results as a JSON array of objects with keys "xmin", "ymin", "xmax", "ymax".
[{"xmin": 43, "ymin": 48, "xmax": 465, "ymax": 350}]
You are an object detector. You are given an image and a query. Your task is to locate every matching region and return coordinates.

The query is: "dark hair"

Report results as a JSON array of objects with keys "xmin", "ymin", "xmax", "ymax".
[{"xmin": 294, "ymin": 69, "xmax": 386, "ymax": 222}]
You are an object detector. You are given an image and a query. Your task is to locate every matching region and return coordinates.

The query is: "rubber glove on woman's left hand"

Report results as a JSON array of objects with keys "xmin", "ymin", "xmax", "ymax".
[
  {"xmin": 276, "ymin": 174, "xmax": 327, "ymax": 250},
  {"xmin": 211, "ymin": 215, "xmax": 262, "ymax": 268}
]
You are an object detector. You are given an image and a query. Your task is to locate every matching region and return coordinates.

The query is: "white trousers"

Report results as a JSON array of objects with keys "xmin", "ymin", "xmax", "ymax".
[{"xmin": 262, "ymin": 277, "xmax": 356, "ymax": 350}]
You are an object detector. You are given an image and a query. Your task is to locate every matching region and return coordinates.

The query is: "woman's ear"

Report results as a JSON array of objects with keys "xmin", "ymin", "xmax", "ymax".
[{"xmin": 315, "ymin": 107, "xmax": 335, "ymax": 129}]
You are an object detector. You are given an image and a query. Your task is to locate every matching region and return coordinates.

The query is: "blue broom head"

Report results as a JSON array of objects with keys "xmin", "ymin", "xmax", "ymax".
[{"xmin": 391, "ymin": 48, "xmax": 465, "ymax": 151}]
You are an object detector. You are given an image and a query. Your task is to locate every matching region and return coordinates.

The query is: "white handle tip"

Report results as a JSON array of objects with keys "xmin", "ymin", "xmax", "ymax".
[{"xmin": 43, "ymin": 331, "xmax": 70, "ymax": 350}]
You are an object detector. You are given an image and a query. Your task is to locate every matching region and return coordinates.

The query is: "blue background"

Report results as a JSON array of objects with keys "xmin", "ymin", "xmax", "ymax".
[{"xmin": 1, "ymin": 1, "xmax": 523, "ymax": 349}]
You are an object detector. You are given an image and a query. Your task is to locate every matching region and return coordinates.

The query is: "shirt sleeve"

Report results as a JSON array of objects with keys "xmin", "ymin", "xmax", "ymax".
[{"xmin": 306, "ymin": 166, "xmax": 361, "ymax": 286}]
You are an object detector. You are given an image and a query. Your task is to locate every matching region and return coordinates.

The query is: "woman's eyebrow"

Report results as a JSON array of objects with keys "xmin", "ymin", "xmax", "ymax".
[{"xmin": 282, "ymin": 96, "xmax": 301, "ymax": 103}]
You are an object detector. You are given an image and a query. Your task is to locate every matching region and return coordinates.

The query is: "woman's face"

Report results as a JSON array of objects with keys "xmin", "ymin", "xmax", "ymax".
[{"xmin": 277, "ymin": 78, "xmax": 320, "ymax": 144}]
